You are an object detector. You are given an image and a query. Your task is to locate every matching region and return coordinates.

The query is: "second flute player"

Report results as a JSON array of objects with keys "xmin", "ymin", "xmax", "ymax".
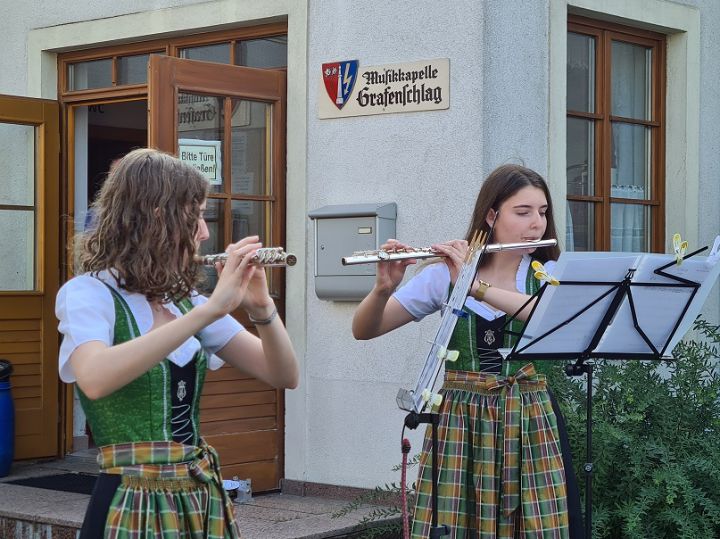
[
  {"xmin": 352, "ymin": 164, "xmax": 582, "ymax": 538},
  {"xmin": 55, "ymin": 148, "xmax": 299, "ymax": 538}
]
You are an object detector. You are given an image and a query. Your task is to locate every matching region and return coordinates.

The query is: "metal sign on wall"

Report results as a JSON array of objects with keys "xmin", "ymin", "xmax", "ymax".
[{"xmin": 318, "ymin": 58, "xmax": 450, "ymax": 119}]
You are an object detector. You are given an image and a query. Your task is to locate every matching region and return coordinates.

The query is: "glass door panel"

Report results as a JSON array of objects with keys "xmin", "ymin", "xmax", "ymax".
[
  {"xmin": 231, "ymin": 200, "xmax": 269, "ymax": 243},
  {"xmin": 231, "ymin": 100, "xmax": 270, "ymax": 196},
  {"xmin": 177, "ymin": 93, "xmax": 225, "ymax": 195},
  {"xmin": 0, "ymin": 122, "xmax": 36, "ymax": 291}
]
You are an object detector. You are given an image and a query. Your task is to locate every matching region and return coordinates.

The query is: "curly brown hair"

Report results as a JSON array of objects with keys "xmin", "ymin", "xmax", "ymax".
[{"xmin": 78, "ymin": 148, "xmax": 209, "ymax": 302}]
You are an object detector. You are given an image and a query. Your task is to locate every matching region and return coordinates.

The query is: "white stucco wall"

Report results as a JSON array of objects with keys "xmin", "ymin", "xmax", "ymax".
[
  {"xmin": 695, "ymin": 0, "xmax": 720, "ymax": 321},
  {"xmin": 481, "ymin": 0, "xmax": 551, "ymax": 180},
  {"xmin": 303, "ymin": 0, "xmax": 559, "ymax": 488}
]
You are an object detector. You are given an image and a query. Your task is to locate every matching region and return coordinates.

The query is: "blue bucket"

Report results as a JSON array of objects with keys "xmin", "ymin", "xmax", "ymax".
[{"xmin": 0, "ymin": 361, "xmax": 15, "ymax": 477}]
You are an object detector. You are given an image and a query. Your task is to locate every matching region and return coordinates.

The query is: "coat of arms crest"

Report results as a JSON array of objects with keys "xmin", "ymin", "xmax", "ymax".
[{"xmin": 322, "ymin": 60, "xmax": 359, "ymax": 110}]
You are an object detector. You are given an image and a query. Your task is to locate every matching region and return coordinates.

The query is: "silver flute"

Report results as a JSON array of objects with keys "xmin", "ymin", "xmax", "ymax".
[
  {"xmin": 341, "ymin": 239, "xmax": 557, "ymax": 265},
  {"xmin": 195, "ymin": 247, "xmax": 297, "ymax": 267}
]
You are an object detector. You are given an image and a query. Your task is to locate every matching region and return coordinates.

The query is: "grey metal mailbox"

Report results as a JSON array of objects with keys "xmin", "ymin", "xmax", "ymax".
[{"xmin": 308, "ymin": 203, "xmax": 397, "ymax": 301}]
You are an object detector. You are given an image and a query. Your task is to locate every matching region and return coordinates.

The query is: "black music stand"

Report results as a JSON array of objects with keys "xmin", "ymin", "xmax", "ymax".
[{"xmin": 498, "ymin": 247, "xmax": 719, "ymax": 539}]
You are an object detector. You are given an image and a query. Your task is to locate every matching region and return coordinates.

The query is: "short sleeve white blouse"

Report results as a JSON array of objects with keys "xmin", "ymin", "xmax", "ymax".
[
  {"xmin": 55, "ymin": 270, "xmax": 244, "ymax": 383},
  {"xmin": 392, "ymin": 255, "xmax": 556, "ymax": 321}
]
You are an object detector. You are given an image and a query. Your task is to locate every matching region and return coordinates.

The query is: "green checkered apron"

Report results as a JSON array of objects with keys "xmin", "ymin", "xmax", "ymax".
[
  {"xmin": 411, "ymin": 264, "xmax": 569, "ymax": 539},
  {"xmin": 78, "ymin": 282, "xmax": 240, "ymax": 538},
  {"xmin": 99, "ymin": 440, "xmax": 241, "ymax": 538}
]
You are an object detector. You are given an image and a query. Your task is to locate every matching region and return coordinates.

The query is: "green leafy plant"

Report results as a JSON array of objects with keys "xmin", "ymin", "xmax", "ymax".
[{"xmin": 553, "ymin": 318, "xmax": 720, "ymax": 538}]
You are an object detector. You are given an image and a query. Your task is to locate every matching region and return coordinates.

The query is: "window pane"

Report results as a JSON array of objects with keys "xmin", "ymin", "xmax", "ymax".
[
  {"xmin": 231, "ymin": 100, "xmax": 269, "ymax": 196},
  {"xmin": 232, "ymin": 200, "xmax": 268, "ymax": 244},
  {"xmin": 117, "ymin": 53, "xmax": 160, "ymax": 85},
  {"xmin": 567, "ymin": 201, "xmax": 594, "ymax": 251},
  {"xmin": 197, "ymin": 198, "xmax": 225, "ymax": 294},
  {"xmin": 67, "ymin": 59, "xmax": 113, "ymax": 90},
  {"xmin": 180, "ymin": 43, "xmax": 231, "ymax": 64},
  {"xmin": 566, "ymin": 118, "xmax": 594, "ymax": 196},
  {"xmin": 0, "ymin": 123, "xmax": 34, "ymax": 205},
  {"xmin": 177, "ymin": 93, "xmax": 225, "ymax": 194},
  {"xmin": 611, "ymin": 41, "xmax": 652, "ymax": 120},
  {"xmin": 567, "ymin": 32, "xmax": 595, "ymax": 113},
  {"xmin": 611, "ymin": 123, "xmax": 651, "ymax": 198},
  {"xmin": 235, "ymin": 36, "xmax": 287, "ymax": 68},
  {"xmin": 611, "ymin": 203, "xmax": 649, "ymax": 252},
  {"xmin": 0, "ymin": 210, "xmax": 34, "ymax": 290}
]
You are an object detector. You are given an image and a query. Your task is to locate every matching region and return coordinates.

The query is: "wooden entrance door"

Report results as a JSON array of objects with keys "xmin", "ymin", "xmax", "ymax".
[
  {"xmin": 0, "ymin": 95, "xmax": 60, "ymax": 459},
  {"xmin": 148, "ymin": 56, "xmax": 286, "ymax": 491}
]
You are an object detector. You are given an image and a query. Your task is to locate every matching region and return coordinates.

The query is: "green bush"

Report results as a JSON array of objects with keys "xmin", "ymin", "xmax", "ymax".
[{"xmin": 551, "ymin": 319, "xmax": 720, "ymax": 538}]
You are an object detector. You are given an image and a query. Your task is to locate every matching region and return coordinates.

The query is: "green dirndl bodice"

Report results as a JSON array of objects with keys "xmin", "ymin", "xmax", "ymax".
[
  {"xmin": 410, "ymin": 261, "xmax": 569, "ymax": 539},
  {"xmin": 446, "ymin": 261, "xmax": 541, "ymax": 374},
  {"xmin": 77, "ymin": 284, "xmax": 207, "ymax": 447}
]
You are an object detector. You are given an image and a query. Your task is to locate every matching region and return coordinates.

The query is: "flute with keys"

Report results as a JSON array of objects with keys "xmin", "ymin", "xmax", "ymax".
[
  {"xmin": 342, "ymin": 239, "xmax": 557, "ymax": 266},
  {"xmin": 195, "ymin": 247, "xmax": 297, "ymax": 267}
]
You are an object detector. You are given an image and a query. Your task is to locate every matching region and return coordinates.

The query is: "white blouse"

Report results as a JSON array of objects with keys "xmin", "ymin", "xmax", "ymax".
[
  {"xmin": 393, "ymin": 254, "xmax": 556, "ymax": 321},
  {"xmin": 55, "ymin": 270, "xmax": 244, "ymax": 383}
]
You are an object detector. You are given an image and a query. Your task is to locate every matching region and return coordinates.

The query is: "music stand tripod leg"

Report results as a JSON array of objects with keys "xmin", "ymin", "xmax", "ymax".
[
  {"xmin": 566, "ymin": 360, "xmax": 594, "ymax": 539},
  {"xmin": 404, "ymin": 412, "xmax": 450, "ymax": 538}
]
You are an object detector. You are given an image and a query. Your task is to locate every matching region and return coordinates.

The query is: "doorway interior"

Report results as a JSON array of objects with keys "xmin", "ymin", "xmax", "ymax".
[
  {"xmin": 72, "ymin": 100, "xmax": 147, "ymax": 237},
  {"xmin": 70, "ymin": 99, "xmax": 147, "ymax": 449}
]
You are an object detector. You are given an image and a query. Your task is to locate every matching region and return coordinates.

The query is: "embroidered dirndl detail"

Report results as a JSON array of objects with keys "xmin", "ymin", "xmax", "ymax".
[
  {"xmin": 411, "ymin": 366, "xmax": 569, "ymax": 539},
  {"xmin": 99, "ymin": 439, "xmax": 241, "ymax": 538}
]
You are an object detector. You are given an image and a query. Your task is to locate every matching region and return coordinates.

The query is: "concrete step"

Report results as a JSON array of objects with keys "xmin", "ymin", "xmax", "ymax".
[{"xmin": 0, "ymin": 456, "xmax": 400, "ymax": 539}]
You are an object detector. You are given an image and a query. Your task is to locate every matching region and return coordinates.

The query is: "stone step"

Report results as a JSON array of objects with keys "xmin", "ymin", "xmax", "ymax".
[{"xmin": 0, "ymin": 457, "xmax": 401, "ymax": 539}]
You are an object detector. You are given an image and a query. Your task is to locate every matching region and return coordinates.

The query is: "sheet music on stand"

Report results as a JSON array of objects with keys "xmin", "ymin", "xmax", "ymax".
[
  {"xmin": 503, "ymin": 253, "xmax": 638, "ymax": 357},
  {"xmin": 596, "ymin": 253, "xmax": 720, "ymax": 356},
  {"xmin": 500, "ymin": 248, "xmax": 720, "ymax": 360}
]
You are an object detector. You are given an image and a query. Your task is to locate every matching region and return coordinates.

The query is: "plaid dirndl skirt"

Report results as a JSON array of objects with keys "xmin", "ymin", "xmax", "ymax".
[
  {"xmin": 411, "ymin": 364, "xmax": 569, "ymax": 539},
  {"xmin": 96, "ymin": 439, "xmax": 241, "ymax": 538}
]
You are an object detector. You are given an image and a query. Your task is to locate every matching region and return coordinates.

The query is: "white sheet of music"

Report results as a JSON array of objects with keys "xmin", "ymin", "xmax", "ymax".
[
  {"xmin": 595, "ymin": 252, "xmax": 720, "ymax": 356},
  {"xmin": 510, "ymin": 253, "xmax": 641, "ymax": 356}
]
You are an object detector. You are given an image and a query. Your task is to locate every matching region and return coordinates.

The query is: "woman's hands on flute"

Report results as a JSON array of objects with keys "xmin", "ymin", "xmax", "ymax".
[
  {"xmin": 70, "ymin": 236, "xmax": 276, "ymax": 400},
  {"xmin": 374, "ymin": 239, "xmax": 418, "ymax": 296},
  {"xmin": 431, "ymin": 239, "xmax": 469, "ymax": 285},
  {"xmin": 209, "ymin": 235, "xmax": 299, "ymax": 389},
  {"xmin": 352, "ymin": 239, "xmax": 417, "ymax": 339},
  {"xmin": 205, "ymin": 235, "xmax": 275, "ymax": 320}
]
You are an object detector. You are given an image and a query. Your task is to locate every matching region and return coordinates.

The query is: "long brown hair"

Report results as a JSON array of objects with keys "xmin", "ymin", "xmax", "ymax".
[
  {"xmin": 465, "ymin": 164, "xmax": 561, "ymax": 265},
  {"xmin": 78, "ymin": 148, "xmax": 209, "ymax": 302}
]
